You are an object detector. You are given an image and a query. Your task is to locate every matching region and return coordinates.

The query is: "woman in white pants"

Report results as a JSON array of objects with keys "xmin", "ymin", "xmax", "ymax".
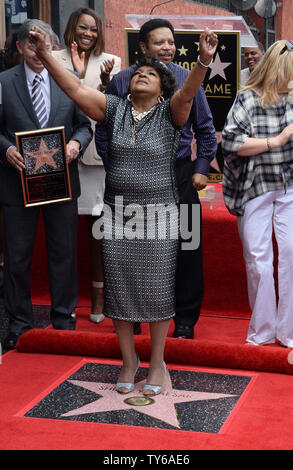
[{"xmin": 222, "ymin": 40, "xmax": 293, "ymax": 347}]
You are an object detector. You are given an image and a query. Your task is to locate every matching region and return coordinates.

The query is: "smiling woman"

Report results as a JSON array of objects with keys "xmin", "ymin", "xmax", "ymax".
[{"xmin": 74, "ymin": 14, "xmax": 98, "ymax": 54}]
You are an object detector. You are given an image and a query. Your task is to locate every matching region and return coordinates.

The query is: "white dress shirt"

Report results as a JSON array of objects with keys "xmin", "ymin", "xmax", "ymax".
[{"xmin": 24, "ymin": 61, "xmax": 51, "ymax": 123}]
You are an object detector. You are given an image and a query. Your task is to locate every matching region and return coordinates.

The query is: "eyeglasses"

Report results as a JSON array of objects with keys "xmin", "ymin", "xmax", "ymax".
[{"xmin": 280, "ymin": 41, "xmax": 293, "ymax": 55}]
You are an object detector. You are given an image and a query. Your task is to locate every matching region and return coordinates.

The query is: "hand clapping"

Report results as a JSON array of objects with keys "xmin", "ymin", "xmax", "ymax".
[{"xmin": 100, "ymin": 58, "xmax": 115, "ymax": 86}]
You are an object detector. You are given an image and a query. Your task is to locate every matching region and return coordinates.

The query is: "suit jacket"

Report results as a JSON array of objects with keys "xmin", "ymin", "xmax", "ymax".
[
  {"xmin": 53, "ymin": 49, "xmax": 121, "ymax": 166},
  {"xmin": 0, "ymin": 62, "xmax": 93, "ymax": 205}
]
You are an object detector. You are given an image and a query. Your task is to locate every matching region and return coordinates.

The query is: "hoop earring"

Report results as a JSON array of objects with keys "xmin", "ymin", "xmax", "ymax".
[
  {"xmin": 158, "ymin": 95, "xmax": 165, "ymax": 103},
  {"xmin": 127, "ymin": 93, "xmax": 132, "ymax": 102}
]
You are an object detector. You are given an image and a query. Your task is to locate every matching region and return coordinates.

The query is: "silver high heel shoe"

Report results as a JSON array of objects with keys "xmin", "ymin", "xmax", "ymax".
[
  {"xmin": 143, "ymin": 362, "xmax": 166, "ymax": 397},
  {"xmin": 116, "ymin": 355, "xmax": 140, "ymax": 394}
]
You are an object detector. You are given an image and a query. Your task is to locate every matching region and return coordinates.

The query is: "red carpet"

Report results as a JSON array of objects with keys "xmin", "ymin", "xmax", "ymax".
[
  {"xmin": 17, "ymin": 317, "xmax": 293, "ymax": 375},
  {"xmin": 3, "ymin": 188, "xmax": 293, "ymax": 451},
  {"xmin": 1, "ymin": 350, "xmax": 293, "ymax": 450}
]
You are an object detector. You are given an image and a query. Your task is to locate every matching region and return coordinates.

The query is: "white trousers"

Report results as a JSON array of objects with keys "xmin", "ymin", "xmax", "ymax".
[{"xmin": 237, "ymin": 186, "xmax": 293, "ymax": 347}]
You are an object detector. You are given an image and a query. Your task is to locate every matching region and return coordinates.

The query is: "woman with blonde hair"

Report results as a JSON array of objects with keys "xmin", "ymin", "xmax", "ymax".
[
  {"xmin": 222, "ymin": 40, "xmax": 293, "ymax": 347},
  {"xmin": 53, "ymin": 8, "xmax": 121, "ymax": 324}
]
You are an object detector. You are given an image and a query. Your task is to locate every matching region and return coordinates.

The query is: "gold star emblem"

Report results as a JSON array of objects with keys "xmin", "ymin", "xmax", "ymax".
[
  {"xmin": 25, "ymin": 137, "xmax": 59, "ymax": 172},
  {"xmin": 177, "ymin": 45, "xmax": 188, "ymax": 56}
]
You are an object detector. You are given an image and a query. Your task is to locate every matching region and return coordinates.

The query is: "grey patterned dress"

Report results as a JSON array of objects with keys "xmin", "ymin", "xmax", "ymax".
[{"xmin": 100, "ymin": 94, "xmax": 181, "ymax": 322}]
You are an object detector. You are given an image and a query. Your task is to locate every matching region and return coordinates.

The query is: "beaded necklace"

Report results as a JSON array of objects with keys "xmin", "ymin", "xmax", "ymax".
[{"xmin": 131, "ymin": 105, "xmax": 155, "ymax": 144}]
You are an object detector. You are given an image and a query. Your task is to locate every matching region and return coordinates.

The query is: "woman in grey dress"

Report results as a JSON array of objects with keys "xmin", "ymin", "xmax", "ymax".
[{"xmin": 29, "ymin": 26, "xmax": 218, "ymax": 396}]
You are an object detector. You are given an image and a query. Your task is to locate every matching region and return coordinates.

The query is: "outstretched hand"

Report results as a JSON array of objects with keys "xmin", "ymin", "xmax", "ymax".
[{"xmin": 198, "ymin": 28, "xmax": 218, "ymax": 66}]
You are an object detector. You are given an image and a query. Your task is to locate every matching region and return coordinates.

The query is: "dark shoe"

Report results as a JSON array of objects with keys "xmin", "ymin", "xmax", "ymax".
[
  {"xmin": 51, "ymin": 311, "xmax": 76, "ymax": 330},
  {"xmin": 173, "ymin": 325, "xmax": 194, "ymax": 339},
  {"xmin": 133, "ymin": 322, "xmax": 141, "ymax": 335},
  {"xmin": 3, "ymin": 332, "xmax": 20, "ymax": 350}
]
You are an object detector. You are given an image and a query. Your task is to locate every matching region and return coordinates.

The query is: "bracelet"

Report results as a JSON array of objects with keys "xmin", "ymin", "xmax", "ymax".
[
  {"xmin": 266, "ymin": 137, "xmax": 272, "ymax": 151},
  {"xmin": 197, "ymin": 56, "xmax": 213, "ymax": 68}
]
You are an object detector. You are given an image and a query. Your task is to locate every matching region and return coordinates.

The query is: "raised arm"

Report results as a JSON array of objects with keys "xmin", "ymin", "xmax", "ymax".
[
  {"xmin": 29, "ymin": 27, "xmax": 106, "ymax": 122},
  {"xmin": 170, "ymin": 28, "xmax": 218, "ymax": 127}
]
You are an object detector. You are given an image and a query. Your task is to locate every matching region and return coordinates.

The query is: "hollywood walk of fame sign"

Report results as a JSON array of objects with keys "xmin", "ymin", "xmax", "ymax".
[
  {"xmin": 23, "ymin": 362, "xmax": 253, "ymax": 433},
  {"xmin": 125, "ymin": 29, "xmax": 241, "ymax": 183},
  {"xmin": 15, "ymin": 126, "xmax": 72, "ymax": 207}
]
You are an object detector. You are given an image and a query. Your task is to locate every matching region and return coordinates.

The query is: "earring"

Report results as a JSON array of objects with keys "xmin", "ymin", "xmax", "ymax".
[
  {"xmin": 127, "ymin": 93, "xmax": 132, "ymax": 102},
  {"xmin": 158, "ymin": 95, "xmax": 165, "ymax": 103}
]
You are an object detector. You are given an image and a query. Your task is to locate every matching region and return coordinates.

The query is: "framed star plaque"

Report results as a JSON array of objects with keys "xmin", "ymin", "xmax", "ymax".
[{"xmin": 15, "ymin": 126, "xmax": 72, "ymax": 207}]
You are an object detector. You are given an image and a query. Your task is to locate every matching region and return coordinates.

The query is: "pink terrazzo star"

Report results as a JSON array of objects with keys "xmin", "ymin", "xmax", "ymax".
[
  {"xmin": 25, "ymin": 137, "xmax": 59, "ymax": 171},
  {"xmin": 62, "ymin": 369, "xmax": 236, "ymax": 428}
]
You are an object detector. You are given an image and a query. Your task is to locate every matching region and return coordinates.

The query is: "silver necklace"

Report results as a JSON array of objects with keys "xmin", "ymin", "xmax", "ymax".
[
  {"xmin": 131, "ymin": 105, "xmax": 155, "ymax": 144},
  {"xmin": 131, "ymin": 106, "xmax": 154, "ymax": 122}
]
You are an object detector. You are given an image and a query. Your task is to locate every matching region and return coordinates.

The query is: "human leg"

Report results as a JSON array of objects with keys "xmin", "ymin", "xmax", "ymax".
[
  {"xmin": 173, "ymin": 158, "xmax": 204, "ymax": 339},
  {"xmin": 2, "ymin": 204, "xmax": 39, "ymax": 343},
  {"xmin": 0, "ymin": 205, "xmax": 3, "ymax": 266},
  {"xmin": 77, "ymin": 163, "xmax": 105, "ymax": 323},
  {"xmin": 143, "ymin": 319, "xmax": 170, "ymax": 396},
  {"xmin": 43, "ymin": 200, "xmax": 78, "ymax": 330},
  {"xmin": 0, "ymin": 205, "xmax": 3, "ymax": 299},
  {"xmin": 174, "ymin": 203, "xmax": 203, "ymax": 338},
  {"xmin": 273, "ymin": 187, "xmax": 293, "ymax": 347},
  {"xmin": 237, "ymin": 191, "xmax": 277, "ymax": 345},
  {"xmin": 86, "ymin": 215, "xmax": 104, "ymax": 323},
  {"xmin": 112, "ymin": 319, "xmax": 139, "ymax": 393}
]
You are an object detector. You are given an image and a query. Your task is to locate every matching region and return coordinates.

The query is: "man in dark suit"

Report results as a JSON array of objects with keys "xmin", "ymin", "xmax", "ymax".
[{"xmin": 0, "ymin": 19, "xmax": 92, "ymax": 349}]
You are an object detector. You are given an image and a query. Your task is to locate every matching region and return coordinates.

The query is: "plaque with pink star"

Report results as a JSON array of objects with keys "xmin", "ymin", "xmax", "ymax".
[{"xmin": 16, "ymin": 126, "xmax": 72, "ymax": 207}]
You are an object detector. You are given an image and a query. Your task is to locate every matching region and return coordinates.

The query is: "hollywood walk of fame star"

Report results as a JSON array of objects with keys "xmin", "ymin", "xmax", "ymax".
[
  {"xmin": 25, "ymin": 137, "xmax": 59, "ymax": 172},
  {"xmin": 177, "ymin": 45, "xmax": 188, "ymax": 56},
  {"xmin": 209, "ymin": 52, "xmax": 232, "ymax": 80},
  {"xmin": 61, "ymin": 370, "xmax": 236, "ymax": 428}
]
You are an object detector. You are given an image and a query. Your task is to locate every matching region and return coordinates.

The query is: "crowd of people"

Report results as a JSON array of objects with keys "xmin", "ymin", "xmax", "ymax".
[{"xmin": 1, "ymin": 9, "xmax": 293, "ymax": 397}]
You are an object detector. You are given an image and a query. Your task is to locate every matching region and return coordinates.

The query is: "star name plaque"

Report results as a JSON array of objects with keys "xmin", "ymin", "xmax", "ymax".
[{"xmin": 15, "ymin": 126, "xmax": 72, "ymax": 207}]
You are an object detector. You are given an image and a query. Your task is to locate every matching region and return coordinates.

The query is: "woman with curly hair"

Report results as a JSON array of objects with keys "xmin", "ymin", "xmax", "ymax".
[{"xmin": 29, "ymin": 26, "xmax": 217, "ymax": 396}]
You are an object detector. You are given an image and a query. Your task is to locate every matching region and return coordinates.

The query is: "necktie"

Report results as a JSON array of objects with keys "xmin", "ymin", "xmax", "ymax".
[{"xmin": 31, "ymin": 74, "xmax": 47, "ymax": 128}]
